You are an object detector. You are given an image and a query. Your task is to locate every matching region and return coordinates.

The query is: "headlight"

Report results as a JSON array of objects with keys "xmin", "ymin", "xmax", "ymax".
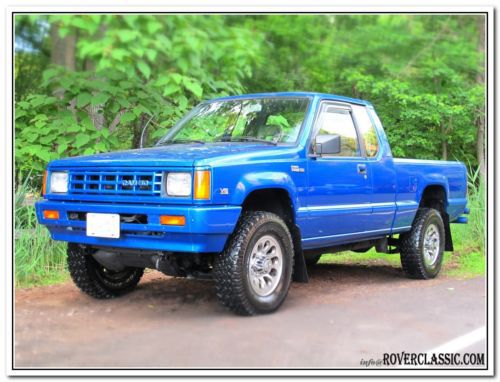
[
  {"xmin": 49, "ymin": 171, "xmax": 68, "ymax": 193},
  {"xmin": 166, "ymin": 172, "xmax": 192, "ymax": 197}
]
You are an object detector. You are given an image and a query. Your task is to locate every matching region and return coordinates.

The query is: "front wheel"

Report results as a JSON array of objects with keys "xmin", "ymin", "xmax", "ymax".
[
  {"xmin": 67, "ymin": 243, "xmax": 144, "ymax": 299},
  {"xmin": 399, "ymin": 208, "xmax": 445, "ymax": 279},
  {"xmin": 213, "ymin": 211, "xmax": 294, "ymax": 315}
]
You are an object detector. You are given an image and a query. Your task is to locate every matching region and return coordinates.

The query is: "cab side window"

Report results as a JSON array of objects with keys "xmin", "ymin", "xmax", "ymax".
[
  {"xmin": 315, "ymin": 104, "xmax": 360, "ymax": 157},
  {"xmin": 353, "ymin": 105, "xmax": 380, "ymax": 157}
]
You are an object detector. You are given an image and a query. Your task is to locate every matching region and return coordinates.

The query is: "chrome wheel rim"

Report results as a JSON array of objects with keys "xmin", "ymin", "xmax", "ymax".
[
  {"xmin": 248, "ymin": 235, "xmax": 283, "ymax": 297},
  {"xmin": 423, "ymin": 224, "xmax": 440, "ymax": 267}
]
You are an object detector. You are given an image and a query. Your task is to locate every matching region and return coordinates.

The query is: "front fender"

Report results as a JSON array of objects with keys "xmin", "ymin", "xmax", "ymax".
[{"xmin": 230, "ymin": 171, "xmax": 299, "ymax": 210}]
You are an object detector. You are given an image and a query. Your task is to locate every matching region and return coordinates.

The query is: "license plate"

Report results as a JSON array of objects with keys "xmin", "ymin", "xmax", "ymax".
[{"xmin": 86, "ymin": 213, "xmax": 120, "ymax": 239}]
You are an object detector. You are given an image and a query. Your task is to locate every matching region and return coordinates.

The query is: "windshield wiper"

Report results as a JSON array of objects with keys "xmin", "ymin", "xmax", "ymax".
[
  {"xmin": 157, "ymin": 138, "xmax": 206, "ymax": 146},
  {"xmin": 214, "ymin": 136, "xmax": 277, "ymax": 145}
]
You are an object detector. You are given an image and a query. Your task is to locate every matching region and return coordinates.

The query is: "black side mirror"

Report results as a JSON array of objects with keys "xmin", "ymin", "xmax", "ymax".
[{"xmin": 315, "ymin": 134, "xmax": 341, "ymax": 156}]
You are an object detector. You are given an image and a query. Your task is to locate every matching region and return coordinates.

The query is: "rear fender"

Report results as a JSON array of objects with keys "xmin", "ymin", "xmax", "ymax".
[
  {"xmin": 417, "ymin": 174, "xmax": 449, "ymax": 205},
  {"xmin": 417, "ymin": 177, "xmax": 454, "ymax": 251}
]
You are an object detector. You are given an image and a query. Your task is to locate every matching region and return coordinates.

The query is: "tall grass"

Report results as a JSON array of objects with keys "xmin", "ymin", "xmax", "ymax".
[
  {"xmin": 445, "ymin": 167, "xmax": 486, "ymax": 277},
  {"xmin": 15, "ymin": 181, "xmax": 67, "ymax": 287},
  {"xmin": 452, "ymin": 167, "xmax": 485, "ymax": 253}
]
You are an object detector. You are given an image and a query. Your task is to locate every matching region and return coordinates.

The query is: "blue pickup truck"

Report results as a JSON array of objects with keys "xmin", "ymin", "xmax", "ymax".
[{"xmin": 35, "ymin": 92, "xmax": 468, "ymax": 315}]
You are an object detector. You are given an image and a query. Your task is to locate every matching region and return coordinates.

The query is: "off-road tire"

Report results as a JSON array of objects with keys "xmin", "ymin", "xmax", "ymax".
[
  {"xmin": 305, "ymin": 253, "xmax": 321, "ymax": 266},
  {"xmin": 213, "ymin": 211, "xmax": 294, "ymax": 316},
  {"xmin": 400, "ymin": 208, "xmax": 445, "ymax": 279},
  {"xmin": 67, "ymin": 243, "xmax": 144, "ymax": 299}
]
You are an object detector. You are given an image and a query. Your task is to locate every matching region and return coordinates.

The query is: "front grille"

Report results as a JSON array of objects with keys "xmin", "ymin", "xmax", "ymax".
[{"xmin": 68, "ymin": 169, "xmax": 163, "ymax": 196}]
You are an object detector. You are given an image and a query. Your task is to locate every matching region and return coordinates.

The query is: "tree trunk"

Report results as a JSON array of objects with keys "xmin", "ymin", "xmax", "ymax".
[
  {"xmin": 84, "ymin": 24, "xmax": 107, "ymax": 131},
  {"xmin": 441, "ymin": 121, "xmax": 447, "ymax": 160},
  {"xmin": 50, "ymin": 22, "xmax": 76, "ymax": 70},
  {"xmin": 476, "ymin": 16, "xmax": 486, "ymax": 179},
  {"xmin": 50, "ymin": 21, "xmax": 77, "ymax": 111}
]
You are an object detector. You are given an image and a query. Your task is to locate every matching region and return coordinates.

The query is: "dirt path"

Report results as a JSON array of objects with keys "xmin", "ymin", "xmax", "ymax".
[{"xmin": 14, "ymin": 263, "xmax": 486, "ymax": 368}]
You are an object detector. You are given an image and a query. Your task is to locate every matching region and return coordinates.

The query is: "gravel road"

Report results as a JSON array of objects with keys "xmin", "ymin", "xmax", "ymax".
[{"xmin": 14, "ymin": 263, "xmax": 486, "ymax": 369}]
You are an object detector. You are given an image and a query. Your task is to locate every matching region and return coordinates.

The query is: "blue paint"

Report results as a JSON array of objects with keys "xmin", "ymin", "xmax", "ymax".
[{"xmin": 36, "ymin": 92, "xmax": 468, "ymax": 253}]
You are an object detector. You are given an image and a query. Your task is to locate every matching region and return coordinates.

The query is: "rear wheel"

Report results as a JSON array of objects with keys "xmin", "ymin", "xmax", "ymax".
[
  {"xmin": 67, "ymin": 243, "xmax": 144, "ymax": 299},
  {"xmin": 213, "ymin": 211, "xmax": 294, "ymax": 315},
  {"xmin": 400, "ymin": 208, "xmax": 445, "ymax": 279}
]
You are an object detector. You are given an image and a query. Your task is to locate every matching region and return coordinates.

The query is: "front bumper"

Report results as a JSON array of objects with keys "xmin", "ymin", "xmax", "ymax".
[{"xmin": 35, "ymin": 200, "xmax": 241, "ymax": 253}]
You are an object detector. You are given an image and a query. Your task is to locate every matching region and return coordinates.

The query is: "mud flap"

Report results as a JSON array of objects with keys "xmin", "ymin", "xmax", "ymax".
[
  {"xmin": 291, "ymin": 225, "xmax": 309, "ymax": 283},
  {"xmin": 443, "ymin": 213, "xmax": 454, "ymax": 252},
  {"xmin": 293, "ymin": 251, "xmax": 309, "ymax": 282}
]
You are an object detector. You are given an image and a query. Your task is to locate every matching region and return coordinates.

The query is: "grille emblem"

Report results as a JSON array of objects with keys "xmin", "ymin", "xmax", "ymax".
[{"xmin": 122, "ymin": 179, "xmax": 150, "ymax": 187}]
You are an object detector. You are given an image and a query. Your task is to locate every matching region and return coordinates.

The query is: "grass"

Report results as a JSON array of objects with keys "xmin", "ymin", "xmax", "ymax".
[
  {"xmin": 14, "ymin": 171, "xmax": 486, "ymax": 288},
  {"xmin": 14, "ymin": 181, "xmax": 68, "ymax": 288},
  {"xmin": 320, "ymin": 251, "xmax": 401, "ymax": 267},
  {"xmin": 319, "ymin": 226, "xmax": 485, "ymax": 279}
]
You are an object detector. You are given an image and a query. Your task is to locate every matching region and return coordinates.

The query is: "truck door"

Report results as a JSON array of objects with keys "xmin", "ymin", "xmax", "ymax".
[
  {"xmin": 351, "ymin": 104, "xmax": 397, "ymax": 233},
  {"xmin": 303, "ymin": 101, "xmax": 372, "ymax": 248}
]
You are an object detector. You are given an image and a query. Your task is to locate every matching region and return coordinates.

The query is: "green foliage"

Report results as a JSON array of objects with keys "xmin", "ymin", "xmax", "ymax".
[
  {"xmin": 15, "ymin": 81, "xmax": 121, "ymax": 173},
  {"xmin": 244, "ymin": 15, "xmax": 484, "ymax": 165},
  {"xmin": 15, "ymin": 14, "xmax": 484, "ymax": 176},
  {"xmin": 15, "ymin": 15, "xmax": 262, "ymax": 175}
]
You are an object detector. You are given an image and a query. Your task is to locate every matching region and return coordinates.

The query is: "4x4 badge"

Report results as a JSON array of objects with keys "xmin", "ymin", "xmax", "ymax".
[{"xmin": 291, "ymin": 165, "xmax": 305, "ymax": 173}]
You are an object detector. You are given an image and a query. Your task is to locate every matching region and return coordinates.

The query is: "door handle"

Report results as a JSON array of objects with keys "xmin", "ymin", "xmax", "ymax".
[{"xmin": 357, "ymin": 164, "xmax": 367, "ymax": 175}]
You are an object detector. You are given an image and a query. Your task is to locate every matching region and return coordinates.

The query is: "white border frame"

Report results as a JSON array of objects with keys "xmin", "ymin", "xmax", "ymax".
[{"xmin": 3, "ymin": 5, "xmax": 495, "ymax": 377}]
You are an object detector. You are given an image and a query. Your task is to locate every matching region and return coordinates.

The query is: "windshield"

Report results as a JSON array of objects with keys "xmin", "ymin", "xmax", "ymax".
[{"xmin": 157, "ymin": 97, "xmax": 310, "ymax": 145}]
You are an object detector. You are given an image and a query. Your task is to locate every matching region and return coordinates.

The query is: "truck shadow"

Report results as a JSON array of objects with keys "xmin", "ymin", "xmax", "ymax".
[
  {"xmin": 129, "ymin": 262, "xmax": 405, "ymax": 309},
  {"xmin": 307, "ymin": 262, "xmax": 404, "ymax": 282}
]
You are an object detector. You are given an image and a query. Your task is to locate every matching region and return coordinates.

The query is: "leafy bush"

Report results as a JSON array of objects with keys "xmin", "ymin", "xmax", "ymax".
[{"xmin": 15, "ymin": 15, "xmax": 263, "ymax": 179}]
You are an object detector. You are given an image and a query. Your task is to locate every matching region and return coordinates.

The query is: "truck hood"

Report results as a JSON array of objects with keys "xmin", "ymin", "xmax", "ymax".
[{"xmin": 49, "ymin": 143, "xmax": 287, "ymax": 168}]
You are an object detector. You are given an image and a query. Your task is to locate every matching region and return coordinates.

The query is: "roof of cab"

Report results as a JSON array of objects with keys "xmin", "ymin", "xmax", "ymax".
[{"xmin": 209, "ymin": 91, "xmax": 372, "ymax": 106}]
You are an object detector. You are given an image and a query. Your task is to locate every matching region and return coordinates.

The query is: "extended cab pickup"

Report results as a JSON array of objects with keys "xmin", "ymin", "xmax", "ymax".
[{"xmin": 36, "ymin": 92, "xmax": 469, "ymax": 315}]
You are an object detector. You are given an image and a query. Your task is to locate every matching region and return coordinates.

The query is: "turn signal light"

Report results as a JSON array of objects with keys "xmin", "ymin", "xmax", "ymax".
[
  {"xmin": 194, "ymin": 170, "xmax": 211, "ymax": 200},
  {"xmin": 43, "ymin": 210, "xmax": 60, "ymax": 220},
  {"xmin": 160, "ymin": 215, "xmax": 186, "ymax": 226}
]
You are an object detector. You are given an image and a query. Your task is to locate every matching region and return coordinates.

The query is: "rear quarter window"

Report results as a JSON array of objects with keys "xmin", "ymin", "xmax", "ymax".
[{"xmin": 352, "ymin": 105, "xmax": 380, "ymax": 157}]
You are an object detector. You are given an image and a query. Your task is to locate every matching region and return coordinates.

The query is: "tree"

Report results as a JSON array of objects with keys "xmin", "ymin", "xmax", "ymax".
[
  {"xmin": 14, "ymin": 14, "xmax": 486, "ymax": 183},
  {"xmin": 14, "ymin": 15, "xmax": 263, "ymax": 177},
  {"xmin": 243, "ymin": 15, "xmax": 484, "ymax": 170},
  {"xmin": 475, "ymin": 15, "xmax": 486, "ymax": 178}
]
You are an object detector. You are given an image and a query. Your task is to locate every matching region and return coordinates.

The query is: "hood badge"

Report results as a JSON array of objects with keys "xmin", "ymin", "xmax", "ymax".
[{"xmin": 291, "ymin": 165, "xmax": 305, "ymax": 173}]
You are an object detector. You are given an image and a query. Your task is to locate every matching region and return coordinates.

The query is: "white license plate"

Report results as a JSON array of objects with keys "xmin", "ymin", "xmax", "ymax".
[{"xmin": 86, "ymin": 213, "xmax": 120, "ymax": 239}]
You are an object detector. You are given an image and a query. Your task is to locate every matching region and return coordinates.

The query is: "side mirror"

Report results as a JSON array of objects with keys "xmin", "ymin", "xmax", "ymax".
[{"xmin": 314, "ymin": 134, "xmax": 341, "ymax": 156}]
